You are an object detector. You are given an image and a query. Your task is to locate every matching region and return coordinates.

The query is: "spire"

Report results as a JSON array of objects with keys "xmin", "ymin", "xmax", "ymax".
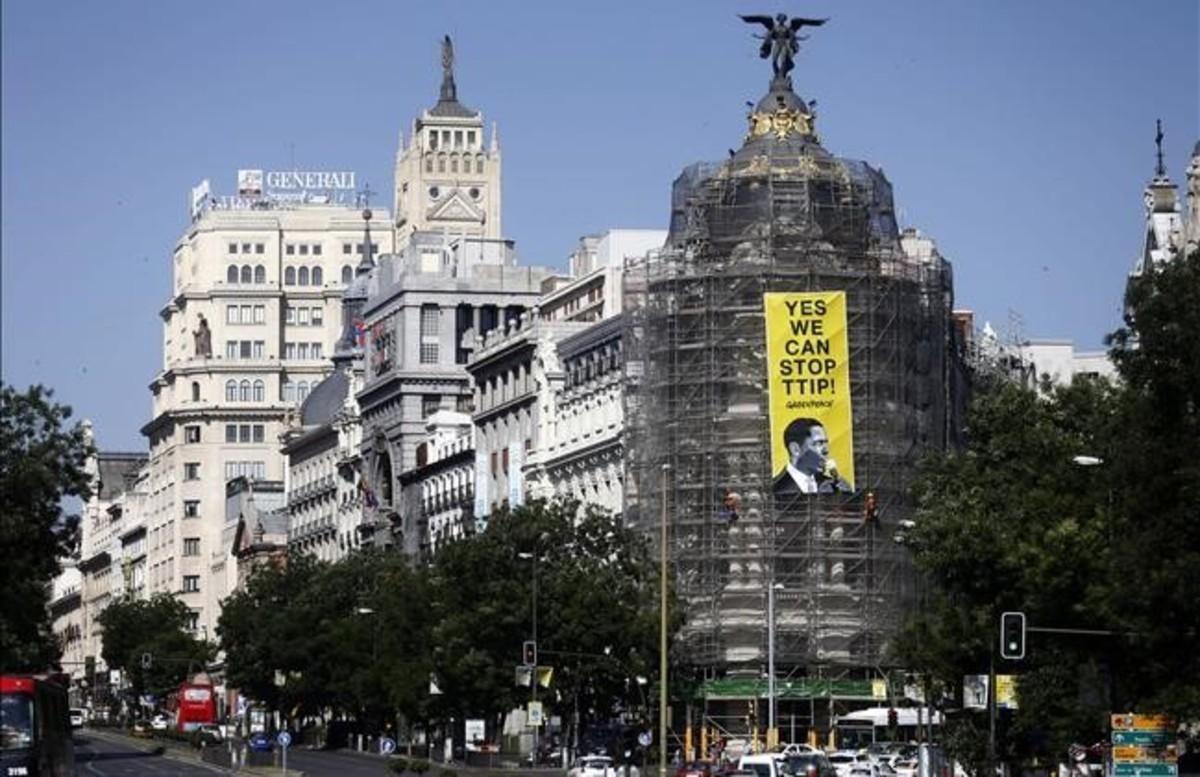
[
  {"xmin": 490, "ymin": 121, "xmax": 499, "ymax": 153},
  {"xmin": 333, "ymin": 196, "xmax": 378, "ymax": 365},
  {"xmin": 440, "ymin": 35, "xmax": 457, "ymax": 103}
]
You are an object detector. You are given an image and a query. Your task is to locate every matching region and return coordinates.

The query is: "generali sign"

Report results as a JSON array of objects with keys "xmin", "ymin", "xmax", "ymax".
[{"xmin": 237, "ymin": 168, "xmax": 356, "ymax": 195}]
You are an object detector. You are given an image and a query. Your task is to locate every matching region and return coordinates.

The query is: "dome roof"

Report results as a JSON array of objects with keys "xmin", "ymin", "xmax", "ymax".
[{"xmin": 299, "ymin": 368, "xmax": 349, "ymax": 427}]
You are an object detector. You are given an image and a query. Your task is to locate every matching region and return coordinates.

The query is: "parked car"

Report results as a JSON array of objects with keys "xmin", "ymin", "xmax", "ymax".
[
  {"xmin": 571, "ymin": 755, "xmax": 637, "ymax": 777},
  {"xmin": 781, "ymin": 744, "xmax": 820, "ymax": 756},
  {"xmin": 150, "ymin": 713, "xmax": 170, "ymax": 731},
  {"xmin": 787, "ymin": 752, "xmax": 838, "ymax": 777},
  {"xmin": 738, "ymin": 753, "xmax": 790, "ymax": 777},
  {"xmin": 828, "ymin": 751, "xmax": 870, "ymax": 777},
  {"xmin": 247, "ymin": 731, "xmax": 274, "ymax": 752},
  {"xmin": 677, "ymin": 761, "xmax": 716, "ymax": 777},
  {"xmin": 891, "ymin": 758, "xmax": 918, "ymax": 777},
  {"xmin": 69, "ymin": 708, "xmax": 86, "ymax": 730}
]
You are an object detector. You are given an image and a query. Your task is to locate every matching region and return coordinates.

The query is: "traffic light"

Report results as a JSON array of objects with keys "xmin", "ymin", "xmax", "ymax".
[
  {"xmin": 522, "ymin": 640, "xmax": 537, "ymax": 667},
  {"xmin": 141, "ymin": 652, "xmax": 153, "ymax": 669},
  {"xmin": 999, "ymin": 611, "xmax": 1026, "ymax": 660}
]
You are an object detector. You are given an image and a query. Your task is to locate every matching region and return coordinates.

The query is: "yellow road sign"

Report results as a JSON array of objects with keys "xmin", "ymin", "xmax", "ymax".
[{"xmin": 1112, "ymin": 714, "xmax": 1173, "ymax": 732}]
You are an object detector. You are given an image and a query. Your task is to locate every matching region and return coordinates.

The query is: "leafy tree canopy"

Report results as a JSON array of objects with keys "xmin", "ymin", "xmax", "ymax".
[
  {"xmin": 0, "ymin": 383, "xmax": 93, "ymax": 671},
  {"xmin": 96, "ymin": 593, "xmax": 215, "ymax": 699}
]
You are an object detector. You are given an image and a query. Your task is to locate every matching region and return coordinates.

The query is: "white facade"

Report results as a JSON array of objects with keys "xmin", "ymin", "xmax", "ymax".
[
  {"xmin": 142, "ymin": 188, "xmax": 393, "ymax": 636},
  {"xmin": 399, "ymin": 410, "xmax": 476, "ymax": 556},
  {"xmin": 1016, "ymin": 340, "xmax": 1117, "ymax": 388}
]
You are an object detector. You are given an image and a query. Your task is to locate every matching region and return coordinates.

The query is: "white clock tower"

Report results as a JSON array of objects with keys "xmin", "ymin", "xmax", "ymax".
[{"xmin": 393, "ymin": 35, "xmax": 502, "ymax": 252}]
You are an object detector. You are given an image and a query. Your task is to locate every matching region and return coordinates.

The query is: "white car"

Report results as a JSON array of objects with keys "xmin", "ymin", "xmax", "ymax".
[
  {"xmin": 69, "ymin": 708, "xmax": 86, "ymax": 729},
  {"xmin": 829, "ymin": 751, "xmax": 871, "ymax": 777},
  {"xmin": 781, "ymin": 744, "xmax": 820, "ymax": 756},
  {"xmin": 570, "ymin": 756, "xmax": 638, "ymax": 777},
  {"xmin": 150, "ymin": 713, "xmax": 170, "ymax": 731}
]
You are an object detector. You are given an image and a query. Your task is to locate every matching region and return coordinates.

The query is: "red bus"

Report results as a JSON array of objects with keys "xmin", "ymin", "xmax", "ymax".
[
  {"xmin": 0, "ymin": 674, "xmax": 76, "ymax": 776},
  {"xmin": 167, "ymin": 676, "xmax": 217, "ymax": 732}
]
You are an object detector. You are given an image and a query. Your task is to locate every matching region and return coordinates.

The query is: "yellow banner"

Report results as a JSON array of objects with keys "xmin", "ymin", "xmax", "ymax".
[
  {"xmin": 996, "ymin": 675, "xmax": 1018, "ymax": 709},
  {"xmin": 764, "ymin": 292, "xmax": 855, "ymax": 495}
]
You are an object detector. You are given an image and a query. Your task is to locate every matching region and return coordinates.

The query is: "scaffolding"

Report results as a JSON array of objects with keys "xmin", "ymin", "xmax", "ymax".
[{"xmin": 623, "ymin": 77, "xmax": 959, "ymax": 743}]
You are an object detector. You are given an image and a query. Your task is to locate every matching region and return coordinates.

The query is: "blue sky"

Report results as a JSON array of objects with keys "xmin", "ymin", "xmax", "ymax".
[{"xmin": 2, "ymin": 0, "xmax": 1196, "ymax": 451}]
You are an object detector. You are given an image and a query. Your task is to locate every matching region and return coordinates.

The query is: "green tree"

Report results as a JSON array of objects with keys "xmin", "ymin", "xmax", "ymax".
[
  {"xmin": 0, "ymin": 383, "xmax": 93, "ymax": 671},
  {"xmin": 96, "ymin": 593, "xmax": 215, "ymax": 701}
]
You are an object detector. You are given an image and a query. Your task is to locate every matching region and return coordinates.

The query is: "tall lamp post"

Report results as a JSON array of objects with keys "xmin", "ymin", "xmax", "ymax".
[
  {"xmin": 518, "ymin": 550, "xmax": 541, "ymax": 761},
  {"xmin": 659, "ymin": 463, "xmax": 670, "ymax": 777},
  {"xmin": 767, "ymin": 581, "xmax": 783, "ymax": 749}
]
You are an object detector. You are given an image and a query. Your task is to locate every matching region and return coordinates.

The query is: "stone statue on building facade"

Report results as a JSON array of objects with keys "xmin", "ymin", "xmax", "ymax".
[{"xmin": 193, "ymin": 314, "xmax": 212, "ymax": 358}]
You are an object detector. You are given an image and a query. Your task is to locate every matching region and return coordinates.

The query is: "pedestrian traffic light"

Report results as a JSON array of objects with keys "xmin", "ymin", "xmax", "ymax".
[
  {"xmin": 999, "ymin": 611, "xmax": 1026, "ymax": 660},
  {"xmin": 522, "ymin": 640, "xmax": 537, "ymax": 667}
]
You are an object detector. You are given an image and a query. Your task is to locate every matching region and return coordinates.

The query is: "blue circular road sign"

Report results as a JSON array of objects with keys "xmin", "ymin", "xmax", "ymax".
[
  {"xmin": 277, "ymin": 731, "xmax": 292, "ymax": 748},
  {"xmin": 380, "ymin": 737, "xmax": 397, "ymax": 755}
]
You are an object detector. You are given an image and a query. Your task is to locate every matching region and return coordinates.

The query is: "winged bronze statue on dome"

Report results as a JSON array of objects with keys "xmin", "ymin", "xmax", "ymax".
[{"xmin": 739, "ymin": 13, "xmax": 828, "ymax": 79}]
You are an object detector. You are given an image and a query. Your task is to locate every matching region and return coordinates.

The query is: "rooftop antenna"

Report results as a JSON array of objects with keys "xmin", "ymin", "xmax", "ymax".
[{"xmin": 1155, "ymin": 119, "xmax": 1166, "ymax": 177}]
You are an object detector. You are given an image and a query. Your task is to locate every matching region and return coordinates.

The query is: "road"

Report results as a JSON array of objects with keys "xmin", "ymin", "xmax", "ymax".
[
  {"xmin": 74, "ymin": 731, "xmax": 225, "ymax": 776},
  {"xmin": 74, "ymin": 728, "xmax": 399, "ymax": 777}
]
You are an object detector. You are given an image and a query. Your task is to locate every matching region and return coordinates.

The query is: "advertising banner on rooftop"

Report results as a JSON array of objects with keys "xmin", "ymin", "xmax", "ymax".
[{"xmin": 764, "ymin": 291, "xmax": 855, "ymax": 497}]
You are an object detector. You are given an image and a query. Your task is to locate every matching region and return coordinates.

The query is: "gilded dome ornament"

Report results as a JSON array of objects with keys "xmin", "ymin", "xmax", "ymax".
[{"xmin": 747, "ymin": 107, "xmax": 813, "ymax": 142}]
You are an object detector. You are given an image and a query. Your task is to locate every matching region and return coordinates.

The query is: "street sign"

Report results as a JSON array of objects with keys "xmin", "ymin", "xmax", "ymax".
[
  {"xmin": 1112, "ymin": 764, "xmax": 1177, "ymax": 777},
  {"xmin": 277, "ymin": 731, "xmax": 292, "ymax": 748},
  {"xmin": 1112, "ymin": 714, "xmax": 1172, "ymax": 731},
  {"xmin": 527, "ymin": 701, "xmax": 543, "ymax": 727},
  {"xmin": 380, "ymin": 737, "xmax": 396, "ymax": 755},
  {"xmin": 1114, "ymin": 731, "xmax": 1175, "ymax": 747}
]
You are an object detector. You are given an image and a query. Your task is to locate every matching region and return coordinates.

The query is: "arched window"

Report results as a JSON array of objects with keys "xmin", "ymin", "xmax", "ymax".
[
  {"xmin": 284, "ymin": 267, "xmax": 296, "ymax": 285},
  {"xmin": 450, "ymin": 154, "xmax": 458, "ymax": 173},
  {"xmin": 341, "ymin": 265, "xmax": 353, "ymax": 284},
  {"xmin": 225, "ymin": 380, "xmax": 237, "ymax": 402},
  {"xmin": 475, "ymin": 154, "xmax": 484, "ymax": 173},
  {"xmin": 283, "ymin": 382, "xmax": 295, "ymax": 402},
  {"xmin": 297, "ymin": 381, "xmax": 310, "ymax": 400},
  {"xmin": 298, "ymin": 267, "xmax": 309, "ymax": 286},
  {"xmin": 254, "ymin": 265, "xmax": 265, "ymax": 283},
  {"xmin": 239, "ymin": 380, "xmax": 251, "ymax": 402},
  {"xmin": 227, "ymin": 265, "xmax": 238, "ymax": 284},
  {"xmin": 437, "ymin": 153, "xmax": 446, "ymax": 173},
  {"xmin": 240, "ymin": 265, "xmax": 252, "ymax": 284},
  {"xmin": 191, "ymin": 381, "xmax": 200, "ymax": 402},
  {"xmin": 425, "ymin": 153, "xmax": 433, "ymax": 173},
  {"xmin": 252, "ymin": 380, "xmax": 264, "ymax": 402},
  {"xmin": 311, "ymin": 267, "xmax": 323, "ymax": 286}
]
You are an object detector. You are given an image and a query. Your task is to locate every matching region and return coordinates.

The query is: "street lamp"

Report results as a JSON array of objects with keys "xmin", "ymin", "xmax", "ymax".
[
  {"xmin": 518, "ymin": 549, "xmax": 543, "ymax": 761},
  {"xmin": 767, "ymin": 582, "xmax": 784, "ymax": 749}
]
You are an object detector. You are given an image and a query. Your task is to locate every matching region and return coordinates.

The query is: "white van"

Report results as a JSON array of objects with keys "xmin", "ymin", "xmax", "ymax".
[
  {"xmin": 739, "ymin": 753, "xmax": 790, "ymax": 777},
  {"xmin": 69, "ymin": 708, "xmax": 86, "ymax": 729}
]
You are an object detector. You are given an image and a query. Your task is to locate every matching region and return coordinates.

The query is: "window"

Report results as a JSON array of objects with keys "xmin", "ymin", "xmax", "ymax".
[
  {"xmin": 312, "ymin": 267, "xmax": 323, "ymax": 286},
  {"xmin": 297, "ymin": 381, "xmax": 310, "ymax": 400},
  {"xmin": 253, "ymin": 424, "xmax": 264, "ymax": 443},
  {"xmin": 421, "ymin": 304, "xmax": 440, "ymax": 335},
  {"xmin": 187, "ymin": 611, "xmax": 199, "ymax": 631},
  {"xmin": 183, "ymin": 538, "xmax": 200, "ymax": 556},
  {"xmin": 253, "ymin": 380, "xmax": 264, "ymax": 402},
  {"xmin": 311, "ymin": 343, "xmax": 322, "ymax": 360},
  {"xmin": 253, "ymin": 305, "xmax": 265, "ymax": 324},
  {"xmin": 341, "ymin": 265, "xmax": 353, "ymax": 283},
  {"xmin": 253, "ymin": 341, "xmax": 264, "ymax": 359},
  {"xmin": 283, "ymin": 382, "xmax": 296, "ymax": 402},
  {"xmin": 420, "ymin": 343, "xmax": 439, "ymax": 364},
  {"xmin": 240, "ymin": 265, "xmax": 252, "ymax": 284},
  {"xmin": 286, "ymin": 244, "xmax": 295, "ymax": 256},
  {"xmin": 228, "ymin": 243, "xmax": 238, "ymax": 254},
  {"xmin": 225, "ymin": 380, "xmax": 237, "ymax": 401},
  {"xmin": 490, "ymin": 451, "xmax": 497, "ymax": 477},
  {"xmin": 184, "ymin": 425, "xmax": 201, "ymax": 444},
  {"xmin": 299, "ymin": 244, "xmax": 309, "ymax": 256},
  {"xmin": 343, "ymin": 243, "xmax": 352, "ymax": 255},
  {"xmin": 311, "ymin": 307, "xmax": 323, "ymax": 326},
  {"xmin": 255, "ymin": 264, "xmax": 266, "ymax": 283},
  {"xmin": 285, "ymin": 267, "xmax": 296, "ymax": 285},
  {"xmin": 226, "ymin": 305, "xmax": 239, "ymax": 324},
  {"xmin": 184, "ymin": 500, "xmax": 200, "ymax": 518},
  {"xmin": 191, "ymin": 381, "xmax": 200, "ymax": 402},
  {"xmin": 184, "ymin": 463, "xmax": 200, "ymax": 481},
  {"xmin": 298, "ymin": 308, "xmax": 310, "ymax": 325},
  {"xmin": 183, "ymin": 576, "xmax": 200, "ymax": 593},
  {"xmin": 312, "ymin": 244, "xmax": 322, "ymax": 256},
  {"xmin": 298, "ymin": 267, "xmax": 309, "ymax": 285},
  {"xmin": 286, "ymin": 306, "xmax": 296, "ymax": 324},
  {"xmin": 226, "ymin": 424, "xmax": 237, "ymax": 443},
  {"xmin": 239, "ymin": 424, "xmax": 250, "ymax": 443},
  {"xmin": 422, "ymin": 395, "xmax": 440, "ymax": 418},
  {"xmin": 255, "ymin": 243, "xmax": 265, "ymax": 254},
  {"xmin": 476, "ymin": 156, "xmax": 484, "ymax": 174},
  {"xmin": 240, "ymin": 340, "xmax": 251, "ymax": 359},
  {"xmin": 226, "ymin": 341, "xmax": 238, "ymax": 359},
  {"xmin": 241, "ymin": 243, "xmax": 251, "ymax": 254},
  {"xmin": 227, "ymin": 265, "xmax": 238, "ymax": 283},
  {"xmin": 298, "ymin": 343, "xmax": 310, "ymax": 360},
  {"xmin": 239, "ymin": 380, "xmax": 251, "ymax": 402},
  {"xmin": 240, "ymin": 304, "xmax": 252, "ymax": 323},
  {"xmin": 285, "ymin": 342, "xmax": 296, "ymax": 360}
]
